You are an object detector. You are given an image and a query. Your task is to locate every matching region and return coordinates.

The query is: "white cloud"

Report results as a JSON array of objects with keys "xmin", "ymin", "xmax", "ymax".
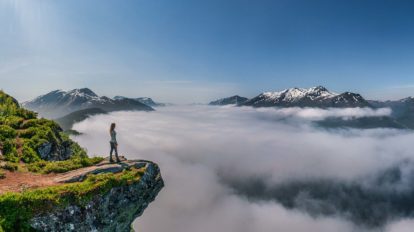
[
  {"xmin": 386, "ymin": 219, "xmax": 414, "ymax": 232},
  {"xmin": 72, "ymin": 106, "xmax": 414, "ymax": 232},
  {"xmin": 253, "ymin": 106, "xmax": 391, "ymax": 120}
]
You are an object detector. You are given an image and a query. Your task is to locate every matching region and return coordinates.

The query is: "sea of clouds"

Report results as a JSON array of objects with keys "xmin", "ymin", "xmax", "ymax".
[{"xmin": 72, "ymin": 105, "xmax": 414, "ymax": 232}]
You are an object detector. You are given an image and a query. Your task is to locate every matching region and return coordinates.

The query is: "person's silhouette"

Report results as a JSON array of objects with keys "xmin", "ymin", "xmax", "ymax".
[{"xmin": 109, "ymin": 123, "xmax": 121, "ymax": 163}]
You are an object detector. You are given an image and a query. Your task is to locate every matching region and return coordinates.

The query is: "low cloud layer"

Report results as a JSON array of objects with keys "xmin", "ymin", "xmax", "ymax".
[
  {"xmin": 72, "ymin": 106, "xmax": 414, "ymax": 232},
  {"xmin": 253, "ymin": 106, "xmax": 392, "ymax": 120}
]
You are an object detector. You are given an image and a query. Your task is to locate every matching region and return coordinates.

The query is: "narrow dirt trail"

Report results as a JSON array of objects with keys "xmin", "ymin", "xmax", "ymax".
[
  {"xmin": 0, "ymin": 171, "xmax": 58, "ymax": 194},
  {"xmin": 0, "ymin": 157, "xmax": 137, "ymax": 194}
]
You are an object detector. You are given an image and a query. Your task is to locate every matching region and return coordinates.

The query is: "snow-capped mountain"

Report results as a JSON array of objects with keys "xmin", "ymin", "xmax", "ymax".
[
  {"xmin": 209, "ymin": 95, "xmax": 249, "ymax": 106},
  {"xmin": 113, "ymin": 96, "xmax": 166, "ymax": 107},
  {"xmin": 23, "ymin": 88, "xmax": 154, "ymax": 118},
  {"xmin": 242, "ymin": 86, "xmax": 370, "ymax": 108}
]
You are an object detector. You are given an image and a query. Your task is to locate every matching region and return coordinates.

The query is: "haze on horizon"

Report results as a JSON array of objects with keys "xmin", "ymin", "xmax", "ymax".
[{"xmin": 1, "ymin": 0, "xmax": 414, "ymax": 103}]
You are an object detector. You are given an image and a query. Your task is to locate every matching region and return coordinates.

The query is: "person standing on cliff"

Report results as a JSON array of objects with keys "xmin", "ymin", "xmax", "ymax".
[{"xmin": 109, "ymin": 123, "xmax": 121, "ymax": 163}]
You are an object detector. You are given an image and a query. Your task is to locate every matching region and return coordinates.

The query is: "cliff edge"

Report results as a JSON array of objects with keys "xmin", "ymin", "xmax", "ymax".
[
  {"xmin": 0, "ymin": 90, "xmax": 164, "ymax": 232},
  {"xmin": 0, "ymin": 157, "xmax": 164, "ymax": 232},
  {"xmin": 30, "ymin": 158, "xmax": 164, "ymax": 232}
]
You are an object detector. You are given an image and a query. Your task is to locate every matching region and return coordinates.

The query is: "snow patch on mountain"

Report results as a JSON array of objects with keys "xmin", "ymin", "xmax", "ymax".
[
  {"xmin": 243, "ymin": 86, "xmax": 369, "ymax": 108},
  {"xmin": 262, "ymin": 86, "xmax": 337, "ymax": 103},
  {"xmin": 23, "ymin": 88, "xmax": 153, "ymax": 118}
]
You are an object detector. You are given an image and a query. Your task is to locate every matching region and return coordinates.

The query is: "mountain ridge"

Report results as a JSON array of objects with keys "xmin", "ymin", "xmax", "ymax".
[
  {"xmin": 114, "ymin": 96, "xmax": 166, "ymax": 107},
  {"xmin": 209, "ymin": 95, "xmax": 249, "ymax": 106},
  {"xmin": 55, "ymin": 108, "xmax": 108, "ymax": 131},
  {"xmin": 241, "ymin": 86, "xmax": 371, "ymax": 108},
  {"xmin": 23, "ymin": 88, "xmax": 154, "ymax": 118}
]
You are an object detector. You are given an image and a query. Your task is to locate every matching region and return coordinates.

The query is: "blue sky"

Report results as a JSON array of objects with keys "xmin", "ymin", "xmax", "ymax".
[{"xmin": 1, "ymin": 0, "xmax": 414, "ymax": 103}]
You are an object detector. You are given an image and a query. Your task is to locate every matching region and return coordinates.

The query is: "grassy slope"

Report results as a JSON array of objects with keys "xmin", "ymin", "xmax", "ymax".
[
  {"xmin": 0, "ymin": 90, "xmax": 121, "ymax": 231},
  {"xmin": 0, "ymin": 90, "xmax": 102, "ymax": 173}
]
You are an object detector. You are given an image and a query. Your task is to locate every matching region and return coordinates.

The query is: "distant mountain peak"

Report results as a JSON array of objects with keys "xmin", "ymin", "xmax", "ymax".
[
  {"xmin": 113, "ymin": 96, "xmax": 165, "ymax": 107},
  {"xmin": 312, "ymin": 85, "xmax": 329, "ymax": 91},
  {"xmin": 209, "ymin": 95, "xmax": 249, "ymax": 106},
  {"xmin": 67, "ymin": 88, "xmax": 98, "ymax": 98},
  {"xmin": 261, "ymin": 86, "xmax": 336, "ymax": 102},
  {"xmin": 401, "ymin": 97, "xmax": 414, "ymax": 102},
  {"xmin": 22, "ymin": 88, "xmax": 154, "ymax": 118},
  {"xmin": 242, "ymin": 86, "xmax": 369, "ymax": 108}
]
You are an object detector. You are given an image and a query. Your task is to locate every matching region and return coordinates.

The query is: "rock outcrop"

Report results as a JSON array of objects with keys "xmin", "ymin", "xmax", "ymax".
[
  {"xmin": 37, "ymin": 140, "xmax": 73, "ymax": 161},
  {"xmin": 28, "ymin": 158, "xmax": 163, "ymax": 232}
]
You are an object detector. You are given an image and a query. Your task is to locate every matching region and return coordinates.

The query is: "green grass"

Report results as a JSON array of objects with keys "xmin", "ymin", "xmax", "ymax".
[
  {"xmin": 1, "ymin": 162, "xmax": 18, "ymax": 172},
  {"xmin": 0, "ymin": 90, "xmax": 88, "ymax": 164},
  {"xmin": 27, "ymin": 156, "xmax": 105, "ymax": 174},
  {"xmin": 0, "ymin": 167, "xmax": 146, "ymax": 232}
]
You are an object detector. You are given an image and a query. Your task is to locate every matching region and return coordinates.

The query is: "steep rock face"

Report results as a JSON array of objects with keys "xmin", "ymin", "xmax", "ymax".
[
  {"xmin": 37, "ymin": 141, "xmax": 73, "ymax": 161},
  {"xmin": 29, "ymin": 161, "xmax": 164, "ymax": 232}
]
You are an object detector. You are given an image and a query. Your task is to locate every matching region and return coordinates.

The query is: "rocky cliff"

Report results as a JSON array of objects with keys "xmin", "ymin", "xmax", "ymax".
[
  {"xmin": 30, "ymin": 159, "xmax": 164, "ymax": 232},
  {"xmin": 0, "ymin": 158, "xmax": 164, "ymax": 232}
]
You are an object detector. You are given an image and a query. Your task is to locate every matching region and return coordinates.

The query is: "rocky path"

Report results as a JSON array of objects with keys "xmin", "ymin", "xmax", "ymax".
[
  {"xmin": 0, "ymin": 171, "xmax": 57, "ymax": 194},
  {"xmin": 0, "ymin": 157, "xmax": 150, "ymax": 194}
]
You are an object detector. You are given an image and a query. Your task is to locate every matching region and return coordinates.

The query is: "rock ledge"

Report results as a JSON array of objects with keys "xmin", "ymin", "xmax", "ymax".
[{"xmin": 29, "ymin": 158, "xmax": 164, "ymax": 232}]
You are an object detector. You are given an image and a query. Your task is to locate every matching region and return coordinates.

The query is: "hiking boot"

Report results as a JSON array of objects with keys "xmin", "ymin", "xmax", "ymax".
[
  {"xmin": 109, "ymin": 159, "xmax": 115, "ymax": 163},
  {"xmin": 116, "ymin": 159, "xmax": 121, "ymax": 163}
]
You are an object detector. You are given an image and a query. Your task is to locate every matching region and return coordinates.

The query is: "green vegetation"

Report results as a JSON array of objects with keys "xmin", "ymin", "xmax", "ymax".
[
  {"xmin": 0, "ymin": 167, "xmax": 146, "ymax": 232},
  {"xmin": 0, "ymin": 90, "xmax": 86, "ymax": 164},
  {"xmin": 27, "ymin": 156, "xmax": 104, "ymax": 174},
  {"xmin": 1, "ymin": 162, "xmax": 18, "ymax": 172},
  {"xmin": 0, "ymin": 91, "xmax": 99, "ymax": 169}
]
